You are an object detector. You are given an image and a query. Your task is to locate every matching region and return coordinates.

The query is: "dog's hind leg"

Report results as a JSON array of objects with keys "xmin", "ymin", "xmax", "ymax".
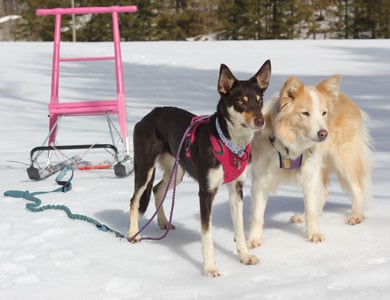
[
  {"xmin": 154, "ymin": 153, "xmax": 185, "ymax": 229},
  {"xmin": 334, "ymin": 151, "xmax": 371, "ymax": 225},
  {"xmin": 128, "ymin": 120, "xmax": 162, "ymax": 242},
  {"xmin": 290, "ymin": 177, "xmax": 328, "ymax": 224},
  {"xmin": 345, "ymin": 182, "xmax": 365, "ymax": 225},
  {"xmin": 139, "ymin": 169, "xmax": 155, "ymax": 215},
  {"xmin": 290, "ymin": 187, "xmax": 328, "ymax": 224},
  {"xmin": 227, "ymin": 180, "xmax": 259, "ymax": 265},
  {"xmin": 128, "ymin": 166, "xmax": 156, "ymax": 242}
]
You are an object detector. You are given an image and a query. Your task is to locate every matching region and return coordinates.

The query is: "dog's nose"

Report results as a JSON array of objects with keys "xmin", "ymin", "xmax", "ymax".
[
  {"xmin": 317, "ymin": 129, "xmax": 328, "ymax": 141},
  {"xmin": 254, "ymin": 117, "xmax": 264, "ymax": 128}
]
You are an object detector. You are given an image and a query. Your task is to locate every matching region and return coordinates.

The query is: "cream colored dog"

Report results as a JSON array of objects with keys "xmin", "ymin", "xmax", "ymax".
[{"xmin": 248, "ymin": 75, "xmax": 372, "ymax": 248}]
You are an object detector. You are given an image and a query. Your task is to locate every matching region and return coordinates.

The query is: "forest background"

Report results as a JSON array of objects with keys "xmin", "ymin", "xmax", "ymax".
[{"xmin": 0, "ymin": 0, "xmax": 389, "ymax": 41}]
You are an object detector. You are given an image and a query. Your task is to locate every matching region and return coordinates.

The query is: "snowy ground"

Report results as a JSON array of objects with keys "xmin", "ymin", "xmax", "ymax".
[{"xmin": 1, "ymin": 40, "xmax": 389, "ymax": 299}]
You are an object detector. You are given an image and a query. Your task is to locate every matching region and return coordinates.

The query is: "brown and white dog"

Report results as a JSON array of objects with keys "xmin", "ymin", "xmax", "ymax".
[
  {"xmin": 248, "ymin": 75, "xmax": 372, "ymax": 248},
  {"xmin": 127, "ymin": 60, "xmax": 271, "ymax": 276}
]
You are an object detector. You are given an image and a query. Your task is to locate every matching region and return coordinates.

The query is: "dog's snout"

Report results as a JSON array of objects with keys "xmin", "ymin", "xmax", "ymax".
[
  {"xmin": 317, "ymin": 129, "xmax": 328, "ymax": 141},
  {"xmin": 254, "ymin": 117, "xmax": 265, "ymax": 128}
]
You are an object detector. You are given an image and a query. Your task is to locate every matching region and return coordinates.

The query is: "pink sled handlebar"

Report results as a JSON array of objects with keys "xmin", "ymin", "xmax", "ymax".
[{"xmin": 36, "ymin": 5, "xmax": 137, "ymax": 16}]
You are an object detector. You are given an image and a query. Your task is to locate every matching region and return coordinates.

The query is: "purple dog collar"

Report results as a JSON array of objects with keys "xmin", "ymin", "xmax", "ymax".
[
  {"xmin": 269, "ymin": 136, "xmax": 303, "ymax": 170},
  {"xmin": 278, "ymin": 152, "xmax": 303, "ymax": 170}
]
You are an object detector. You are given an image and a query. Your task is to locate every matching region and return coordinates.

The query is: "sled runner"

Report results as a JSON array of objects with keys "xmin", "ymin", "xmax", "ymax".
[{"xmin": 28, "ymin": 5, "xmax": 137, "ymax": 180}]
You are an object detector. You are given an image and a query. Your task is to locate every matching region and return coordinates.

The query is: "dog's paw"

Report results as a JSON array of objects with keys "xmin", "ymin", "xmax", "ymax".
[
  {"xmin": 203, "ymin": 268, "xmax": 221, "ymax": 278},
  {"xmin": 290, "ymin": 214, "xmax": 305, "ymax": 223},
  {"xmin": 347, "ymin": 214, "xmax": 364, "ymax": 225},
  {"xmin": 308, "ymin": 233, "xmax": 324, "ymax": 243},
  {"xmin": 127, "ymin": 233, "xmax": 141, "ymax": 243},
  {"xmin": 247, "ymin": 239, "xmax": 262, "ymax": 249},
  {"xmin": 157, "ymin": 218, "xmax": 176, "ymax": 230},
  {"xmin": 158, "ymin": 222, "xmax": 176, "ymax": 230},
  {"xmin": 240, "ymin": 254, "xmax": 260, "ymax": 265}
]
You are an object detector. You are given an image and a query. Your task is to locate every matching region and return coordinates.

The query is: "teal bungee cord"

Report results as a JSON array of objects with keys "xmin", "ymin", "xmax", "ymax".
[{"xmin": 3, "ymin": 165, "xmax": 124, "ymax": 238}]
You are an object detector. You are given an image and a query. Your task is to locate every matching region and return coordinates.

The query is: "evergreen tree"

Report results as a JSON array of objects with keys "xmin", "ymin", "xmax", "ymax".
[
  {"xmin": 9, "ymin": 0, "xmax": 390, "ymax": 41},
  {"xmin": 216, "ymin": 0, "xmax": 247, "ymax": 40},
  {"xmin": 16, "ymin": 0, "xmax": 73, "ymax": 41},
  {"xmin": 379, "ymin": 0, "xmax": 390, "ymax": 38},
  {"xmin": 245, "ymin": 0, "xmax": 266, "ymax": 39},
  {"xmin": 186, "ymin": 0, "xmax": 220, "ymax": 39}
]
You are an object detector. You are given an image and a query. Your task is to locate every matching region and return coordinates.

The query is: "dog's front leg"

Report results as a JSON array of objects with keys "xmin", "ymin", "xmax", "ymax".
[
  {"xmin": 301, "ymin": 168, "xmax": 324, "ymax": 243},
  {"xmin": 199, "ymin": 188, "xmax": 220, "ymax": 277},
  {"xmin": 228, "ymin": 181, "xmax": 259, "ymax": 265},
  {"xmin": 247, "ymin": 172, "xmax": 273, "ymax": 249},
  {"xmin": 303, "ymin": 194, "xmax": 324, "ymax": 243}
]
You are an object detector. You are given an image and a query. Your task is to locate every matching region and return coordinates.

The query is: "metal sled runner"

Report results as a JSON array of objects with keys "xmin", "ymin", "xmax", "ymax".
[{"xmin": 28, "ymin": 5, "xmax": 137, "ymax": 180}]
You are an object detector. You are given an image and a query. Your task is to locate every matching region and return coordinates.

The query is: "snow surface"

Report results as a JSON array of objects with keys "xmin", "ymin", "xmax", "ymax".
[
  {"xmin": 0, "ymin": 15, "xmax": 20, "ymax": 24},
  {"xmin": 1, "ymin": 40, "xmax": 389, "ymax": 299}
]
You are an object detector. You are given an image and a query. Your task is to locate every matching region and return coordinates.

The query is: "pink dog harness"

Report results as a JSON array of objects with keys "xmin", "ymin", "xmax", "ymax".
[{"xmin": 185, "ymin": 116, "xmax": 250, "ymax": 183}]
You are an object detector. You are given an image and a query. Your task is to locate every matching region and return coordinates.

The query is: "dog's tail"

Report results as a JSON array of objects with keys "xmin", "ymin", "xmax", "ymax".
[
  {"xmin": 361, "ymin": 111, "xmax": 373, "ymax": 205},
  {"xmin": 138, "ymin": 168, "xmax": 155, "ymax": 215}
]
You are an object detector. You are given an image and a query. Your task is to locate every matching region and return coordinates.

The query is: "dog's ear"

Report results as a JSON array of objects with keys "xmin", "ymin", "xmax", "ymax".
[
  {"xmin": 317, "ymin": 75, "xmax": 340, "ymax": 98},
  {"xmin": 218, "ymin": 64, "xmax": 236, "ymax": 95},
  {"xmin": 279, "ymin": 76, "xmax": 304, "ymax": 108},
  {"xmin": 281, "ymin": 76, "xmax": 304, "ymax": 99},
  {"xmin": 252, "ymin": 59, "xmax": 271, "ymax": 91}
]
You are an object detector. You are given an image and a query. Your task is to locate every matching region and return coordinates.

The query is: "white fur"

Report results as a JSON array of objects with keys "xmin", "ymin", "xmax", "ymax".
[
  {"xmin": 227, "ymin": 106, "xmax": 257, "ymax": 149},
  {"xmin": 128, "ymin": 167, "xmax": 155, "ymax": 242},
  {"xmin": 201, "ymin": 223, "xmax": 219, "ymax": 277},
  {"xmin": 207, "ymin": 166, "xmax": 224, "ymax": 191},
  {"xmin": 227, "ymin": 176, "xmax": 259, "ymax": 265},
  {"xmin": 307, "ymin": 89, "xmax": 328, "ymax": 142}
]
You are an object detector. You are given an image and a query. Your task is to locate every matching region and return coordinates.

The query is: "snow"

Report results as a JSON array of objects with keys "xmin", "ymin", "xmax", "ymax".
[
  {"xmin": 0, "ymin": 15, "xmax": 21, "ymax": 24},
  {"xmin": 1, "ymin": 40, "xmax": 390, "ymax": 299}
]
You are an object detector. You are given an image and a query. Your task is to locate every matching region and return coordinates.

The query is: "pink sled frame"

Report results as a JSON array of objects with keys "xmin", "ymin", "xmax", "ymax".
[{"xmin": 32, "ymin": 5, "xmax": 137, "ymax": 178}]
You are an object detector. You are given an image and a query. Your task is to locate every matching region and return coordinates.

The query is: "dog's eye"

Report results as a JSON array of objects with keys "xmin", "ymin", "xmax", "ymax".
[
  {"xmin": 322, "ymin": 111, "xmax": 327, "ymax": 116},
  {"xmin": 237, "ymin": 97, "xmax": 248, "ymax": 105},
  {"xmin": 301, "ymin": 112, "xmax": 310, "ymax": 117}
]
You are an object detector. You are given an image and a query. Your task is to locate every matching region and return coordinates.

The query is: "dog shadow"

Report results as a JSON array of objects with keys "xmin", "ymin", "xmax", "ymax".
[
  {"xmin": 211, "ymin": 193, "xmax": 352, "ymax": 240},
  {"xmin": 95, "ymin": 209, "xmax": 129, "ymax": 232},
  {"xmin": 94, "ymin": 193, "xmax": 352, "ymax": 271},
  {"xmin": 209, "ymin": 195, "xmax": 306, "ymax": 240},
  {"xmin": 94, "ymin": 209, "xmax": 233, "ymax": 271}
]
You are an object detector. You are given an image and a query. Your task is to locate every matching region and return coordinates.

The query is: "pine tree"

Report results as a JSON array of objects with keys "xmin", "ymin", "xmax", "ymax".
[
  {"xmin": 216, "ymin": 0, "xmax": 248, "ymax": 40},
  {"xmin": 9, "ymin": 0, "xmax": 390, "ymax": 40},
  {"xmin": 16, "ymin": 0, "xmax": 72, "ymax": 41},
  {"xmin": 379, "ymin": 0, "xmax": 390, "ymax": 38}
]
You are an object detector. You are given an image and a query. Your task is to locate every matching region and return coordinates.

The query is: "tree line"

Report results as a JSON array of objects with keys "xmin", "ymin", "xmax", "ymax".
[{"xmin": 6, "ymin": 0, "xmax": 390, "ymax": 41}]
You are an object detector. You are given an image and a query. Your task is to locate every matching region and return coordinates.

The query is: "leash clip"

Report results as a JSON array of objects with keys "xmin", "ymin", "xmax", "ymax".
[{"xmin": 55, "ymin": 165, "xmax": 74, "ymax": 193}]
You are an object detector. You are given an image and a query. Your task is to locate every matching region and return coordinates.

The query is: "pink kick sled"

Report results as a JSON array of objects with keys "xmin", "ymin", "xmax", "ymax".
[{"xmin": 27, "ymin": 5, "xmax": 137, "ymax": 180}]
